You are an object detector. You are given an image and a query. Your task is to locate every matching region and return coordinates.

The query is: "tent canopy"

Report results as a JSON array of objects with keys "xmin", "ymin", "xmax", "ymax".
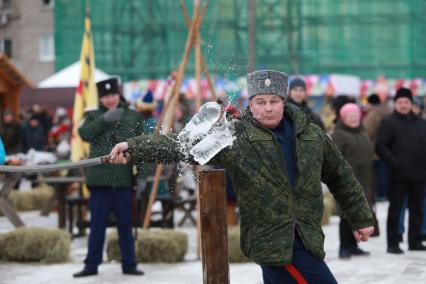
[{"xmin": 38, "ymin": 61, "xmax": 110, "ymax": 88}]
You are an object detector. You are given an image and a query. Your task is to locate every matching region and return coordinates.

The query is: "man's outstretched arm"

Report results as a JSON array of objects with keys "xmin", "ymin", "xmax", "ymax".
[{"xmin": 109, "ymin": 134, "xmax": 187, "ymax": 165}]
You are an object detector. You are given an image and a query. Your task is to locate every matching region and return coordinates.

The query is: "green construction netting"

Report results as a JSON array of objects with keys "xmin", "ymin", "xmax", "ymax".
[{"xmin": 55, "ymin": 0, "xmax": 426, "ymax": 80}]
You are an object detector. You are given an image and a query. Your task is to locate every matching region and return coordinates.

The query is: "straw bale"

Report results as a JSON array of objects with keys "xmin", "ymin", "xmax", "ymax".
[
  {"xmin": 8, "ymin": 185, "xmax": 53, "ymax": 212},
  {"xmin": 228, "ymin": 226, "xmax": 250, "ymax": 263},
  {"xmin": 107, "ymin": 229, "xmax": 188, "ymax": 263},
  {"xmin": 0, "ymin": 227, "xmax": 70, "ymax": 263},
  {"xmin": 0, "ymin": 234, "xmax": 5, "ymax": 257},
  {"xmin": 323, "ymin": 191, "xmax": 337, "ymax": 216}
]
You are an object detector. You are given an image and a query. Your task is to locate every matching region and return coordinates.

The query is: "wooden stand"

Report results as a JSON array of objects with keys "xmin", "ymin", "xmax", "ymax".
[
  {"xmin": 141, "ymin": 0, "xmax": 218, "ymax": 261},
  {"xmin": 0, "ymin": 173, "xmax": 86, "ymax": 230},
  {"xmin": 143, "ymin": 0, "xmax": 216, "ymax": 235},
  {"xmin": 199, "ymin": 169, "xmax": 229, "ymax": 284},
  {"xmin": 0, "ymin": 173, "xmax": 24, "ymax": 227}
]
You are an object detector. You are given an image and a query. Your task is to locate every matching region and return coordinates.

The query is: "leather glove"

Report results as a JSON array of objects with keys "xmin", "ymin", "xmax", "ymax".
[{"xmin": 102, "ymin": 108, "xmax": 124, "ymax": 122}]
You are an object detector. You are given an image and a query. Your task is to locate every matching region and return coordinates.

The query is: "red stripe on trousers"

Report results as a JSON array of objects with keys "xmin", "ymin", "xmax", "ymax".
[{"xmin": 284, "ymin": 264, "xmax": 308, "ymax": 284}]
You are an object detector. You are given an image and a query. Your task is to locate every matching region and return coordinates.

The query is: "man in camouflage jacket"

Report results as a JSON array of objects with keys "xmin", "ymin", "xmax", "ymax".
[{"xmin": 110, "ymin": 70, "xmax": 374, "ymax": 283}]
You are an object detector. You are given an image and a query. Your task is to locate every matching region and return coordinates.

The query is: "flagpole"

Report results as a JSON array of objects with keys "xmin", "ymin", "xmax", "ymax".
[{"xmin": 70, "ymin": 0, "xmax": 98, "ymax": 162}]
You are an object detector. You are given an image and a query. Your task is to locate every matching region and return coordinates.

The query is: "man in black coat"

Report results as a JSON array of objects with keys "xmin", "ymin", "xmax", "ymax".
[
  {"xmin": 22, "ymin": 114, "xmax": 47, "ymax": 152},
  {"xmin": 376, "ymin": 88, "xmax": 426, "ymax": 254}
]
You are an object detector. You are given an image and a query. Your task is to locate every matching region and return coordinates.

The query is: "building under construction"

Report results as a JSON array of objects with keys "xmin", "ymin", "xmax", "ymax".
[{"xmin": 55, "ymin": 0, "xmax": 426, "ymax": 80}]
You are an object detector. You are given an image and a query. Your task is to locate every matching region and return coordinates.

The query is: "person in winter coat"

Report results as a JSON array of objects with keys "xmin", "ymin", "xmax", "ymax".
[
  {"xmin": 362, "ymin": 94, "xmax": 392, "ymax": 200},
  {"xmin": 1, "ymin": 109, "xmax": 22, "ymax": 154},
  {"xmin": 21, "ymin": 114, "xmax": 47, "ymax": 152},
  {"xmin": 109, "ymin": 70, "xmax": 374, "ymax": 283},
  {"xmin": 48, "ymin": 107, "xmax": 71, "ymax": 156},
  {"xmin": 0, "ymin": 137, "xmax": 6, "ymax": 164},
  {"xmin": 30, "ymin": 104, "xmax": 52, "ymax": 142},
  {"xmin": 288, "ymin": 77, "xmax": 324, "ymax": 128},
  {"xmin": 397, "ymin": 96, "xmax": 426, "ymax": 243},
  {"xmin": 376, "ymin": 88, "xmax": 426, "ymax": 254},
  {"xmin": 332, "ymin": 103, "xmax": 374, "ymax": 259},
  {"xmin": 73, "ymin": 78, "xmax": 145, "ymax": 278},
  {"xmin": 412, "ymin": 96, "xmax": 424, "ymax": 117},
  {"xmin": 411, "ymin": 97, "xmax": 426, "ymax": 240}
]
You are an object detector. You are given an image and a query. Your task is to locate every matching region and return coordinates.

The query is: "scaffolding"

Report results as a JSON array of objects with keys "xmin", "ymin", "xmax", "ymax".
[{"xmin": 55, "ymin": 0, "xmax": 426, "ymax": 80}]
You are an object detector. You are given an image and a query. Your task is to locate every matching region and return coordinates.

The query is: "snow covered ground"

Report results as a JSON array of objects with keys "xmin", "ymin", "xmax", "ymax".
[{"xmin": 1, "ymin": 201, "xmax": 426, "ymax": 284}]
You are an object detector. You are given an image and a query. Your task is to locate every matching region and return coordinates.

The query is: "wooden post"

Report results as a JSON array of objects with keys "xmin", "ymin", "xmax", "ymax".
[
  {"xmin": 199, "ymin": 169, "xmax": 229, "ymax": 284},
  {"xmin": 56, "ymin": 184, "xmax": 67, "ymax": 229}
]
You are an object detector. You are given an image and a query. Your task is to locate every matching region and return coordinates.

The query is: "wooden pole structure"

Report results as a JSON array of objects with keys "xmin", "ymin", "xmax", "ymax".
[
  {"xmin": 144, "ymin": 0, "xmax": 213, "ymax": 229},
  {"xmin": 248, "ymin": 0, "xmax": 256, "ymax": 72},
  {"xmin": 180, "ymin": 1, "xmax": 217, "ymax": 99},
  {"xmin": 199, "ymin": 169, "xmax": 229, "ymax": 284},
  {"xmin": 195, "ymin": 10, "xmax": 203, "ymax": 111}
]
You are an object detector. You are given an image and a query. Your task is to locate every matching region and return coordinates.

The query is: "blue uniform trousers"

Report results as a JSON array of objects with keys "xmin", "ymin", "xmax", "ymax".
[
  {"xmin": 84, "ymin": 186, "xmax": 136, "ymax": 271},
  {"xmin": 261, "ymin": 234, "xmax": 337, "ymax": 284}
]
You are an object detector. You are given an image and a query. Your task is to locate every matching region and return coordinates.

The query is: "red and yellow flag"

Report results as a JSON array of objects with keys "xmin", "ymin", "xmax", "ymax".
[{"xmin": 70, "ymin": 9, "xmax": 98, "ymax": 161}]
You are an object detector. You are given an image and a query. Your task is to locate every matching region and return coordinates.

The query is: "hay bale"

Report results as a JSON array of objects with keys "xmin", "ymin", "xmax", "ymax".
[
  {"xmin": 322, "ymin": 200, "xmax": 332, "ymax": 225},
  {"xmin": 323, "ymin": 191, "xmax": 337, "ymax": 215},
  {"xmin": 106, "ymin": 231, "xmax": 121, "ymax": 262},
  {"xmin": 322, "ymin": 192, "xmax": 334, "ymax": 225},
  {"xmin": 107, "ymin": 229, "xmax": 188, "ymax": 263},
  {"xmin": 0, "ymin": 227, "xmax": 70, "ymax": 263},
  {"xmin": 228, "ymin": 226, "xmax": 250, "ymax": 263},
  {"xmin": 8, "ymin": 185, "xmax": 53, "ymax": 212},
  {"xmin": 0, "ymin": 234, "xmax": 5, "ymax": 257}
]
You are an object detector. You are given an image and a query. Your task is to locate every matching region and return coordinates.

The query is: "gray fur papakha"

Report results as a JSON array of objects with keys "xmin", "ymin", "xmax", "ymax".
[
  {"xmin": 247, "ymin": 70, "xmax": 289, "ymax": 99},
  {"xmin": 126, "ymin": 104, "xmax": 374, "ymax": 266}
]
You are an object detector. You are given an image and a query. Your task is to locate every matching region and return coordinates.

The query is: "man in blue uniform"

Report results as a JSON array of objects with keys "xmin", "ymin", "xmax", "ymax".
[{"xmin": 73, "ymin": 78, "xmax": 145, "ymax": 277}]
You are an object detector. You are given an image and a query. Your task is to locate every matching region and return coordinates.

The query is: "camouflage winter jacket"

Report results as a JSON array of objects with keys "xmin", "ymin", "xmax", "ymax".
[{"xmin": 127, "ymin": 103, "xmax": 374, "ymax": 266}]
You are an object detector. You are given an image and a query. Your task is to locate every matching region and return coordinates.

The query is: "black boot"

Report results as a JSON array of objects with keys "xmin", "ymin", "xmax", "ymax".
[
  {"xmin": 350, "ymin": 247, "xmax": 370, "ymax": 256},
  {"xmin": 338, "ymin": 248, "xmax": 351, "ymax": 259},
  {"xmin": 371, "ymin": 214, "xmax": 380, "ymax": 237},
  {"xmin": 73, "ymin": 268, "xmax": 98, "ymax": 278},
  {"xmin": 123, "ymin": 267, "xmax": 144, "ymax": 275},
  {"xmin": 408, "ymin": 243, "xmax": 426, "ymax": 251},
  {"xmin": 387, "ymin": 245, "xmax": 404, "ymax": 254}
]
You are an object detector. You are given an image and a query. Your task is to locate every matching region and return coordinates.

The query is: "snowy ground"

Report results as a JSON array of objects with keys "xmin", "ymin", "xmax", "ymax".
[{"xmin": 1, "ymin": 201, "xmax": 426, "ymax": 284}]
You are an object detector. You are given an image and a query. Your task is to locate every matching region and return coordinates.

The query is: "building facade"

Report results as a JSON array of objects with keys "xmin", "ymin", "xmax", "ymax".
[{"xmin": 0, "ymin": 0, "xmax": 55, "ymax": 84}]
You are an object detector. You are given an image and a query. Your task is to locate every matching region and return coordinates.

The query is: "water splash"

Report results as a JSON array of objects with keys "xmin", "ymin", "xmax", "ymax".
[
  {"xmin": 190, "ymin": 119, "xmax": 236, "ymax": 165},
  {"xmin": 177, "ymin": 101, "xmax": 221, "ymax": 155},
  {"xmin": 177, "ymin": 101, "xmax": 236, "ymax": 165}
]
